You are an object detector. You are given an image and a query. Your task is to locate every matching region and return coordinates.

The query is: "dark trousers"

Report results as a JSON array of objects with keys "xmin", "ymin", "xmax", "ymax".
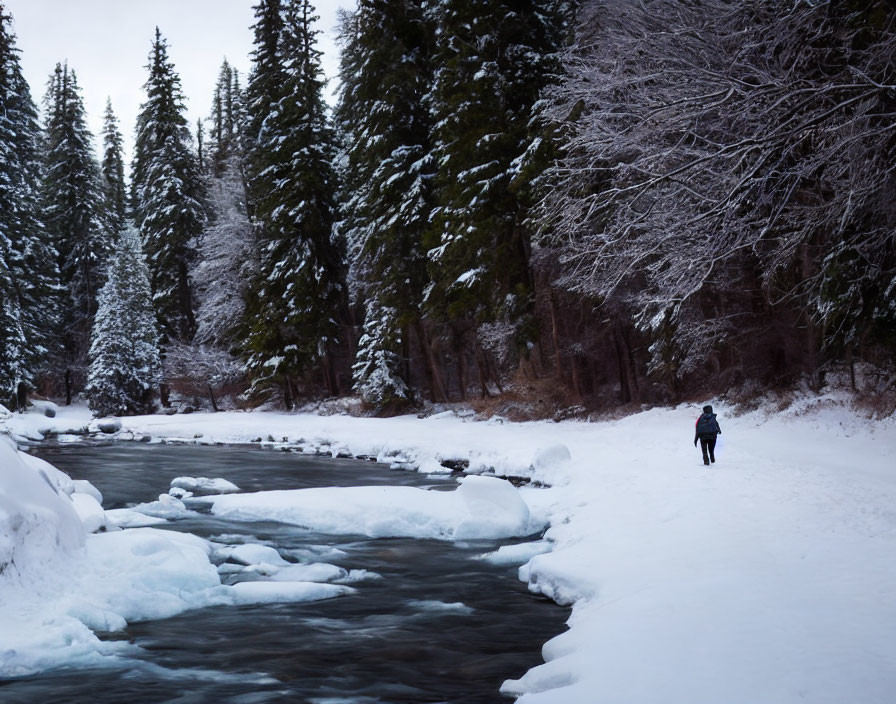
[{"xmin": 700, "ymin": 437, "xmax": 716, "ymax": 464}]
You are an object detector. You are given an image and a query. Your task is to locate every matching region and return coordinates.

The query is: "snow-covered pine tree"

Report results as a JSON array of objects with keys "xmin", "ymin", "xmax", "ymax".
[
  {"xmin": 192, "ymin": 58, "xmax": 252, "ymax": 348},
  {"xmin": 336, "ymin": 0, "xmax": 436, "ymax": 407},
  {"xmin": 208, "ymin": 59, "xmax": 242, "ymax": 178},
  {"xmin": 86, "ymin": 227, "xmax": 161, "ymax": 417},
  {"xmin": 243, "ymin": 0, "xmax": 348, "ymax": 404},
  {"xmin": 0, "ymin": 10, "xmax": 60, "ymax": 405},
  {"xmin": 424, "ymin": 0, "xmax": 566, "ymax": 390},
  {"xmin": 42, "ymin": 62, "xmax": 111, "ymax": 384},
  {"xmin": 100, "ymin": 98, "xmax": 127, "ymax": 236},
  {"xmin": 0, "ymin": 258, "xmax": 28, "ymax": 408},
  {"xmin": 132, "ymin": 28, "xmax": 205, "ymax": 342}
]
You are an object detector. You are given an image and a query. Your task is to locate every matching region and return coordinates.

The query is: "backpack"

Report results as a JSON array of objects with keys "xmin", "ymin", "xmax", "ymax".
[{"xmin": 696, "ymin": 413, "xmax": 717, "ymax": 436}]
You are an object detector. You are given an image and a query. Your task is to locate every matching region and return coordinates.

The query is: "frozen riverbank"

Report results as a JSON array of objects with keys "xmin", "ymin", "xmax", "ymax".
[{"xmin": 3, "ymin": 396, "xmax": 896, "ymax": 702}]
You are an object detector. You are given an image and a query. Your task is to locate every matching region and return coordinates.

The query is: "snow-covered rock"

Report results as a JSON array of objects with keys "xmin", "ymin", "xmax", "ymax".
[
  {"xmin": 70, "ymin": 493, "xmax": 108, "ymax": 533},
  {"xmin": 95, "ymin": 418, "xmax": 122, "ymax": 434},
  {"xmin": 72, "ymin": 480, "xmax": 103, "ymax": 504},
  {"xmin": 530, "ymin": 444, "xmax": 571, "ymax": 473},
  {"xmin": 170, "ymin": 476, "xmax": 240, "ymax": 495},
  {"xmin": 224, "ymin": 543, "xmax": 289, "ymax": 567},
  {"xmin": 28, "ymin": 400, "xmax": 58, "ymax": 418}
]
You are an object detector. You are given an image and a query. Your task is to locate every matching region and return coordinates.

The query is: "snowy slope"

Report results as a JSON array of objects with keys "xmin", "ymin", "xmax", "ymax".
[{"xmin": 4, "ymin": 398, "xmax": 895, "ymax": 701}]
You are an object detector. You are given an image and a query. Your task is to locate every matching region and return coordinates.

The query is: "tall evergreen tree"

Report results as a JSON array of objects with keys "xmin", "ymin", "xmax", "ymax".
[
  {"xmin": 86, "ymin": 227, "xmax": 161, "ymax": 416},
  {"xmin": 424, "ymin": 0, "xmax": 565, "ymax": 385},
  {"xmin": 42, "ymin": 62, "xmax": 110, "ymax": 397},
  {"xmin": 100, "ymin": 98, "xmax": 127, "ymax": 235},
  {"xmin": 132, "ymin": 28, "xmax": 205, "ymax": 342},
  {"xmin": 244, "ymin": 0, "xmax": 347, "ymax": 404},
  {"xmin": 0, "ymin": 10, "xmax": 60, "ymax": 405},
  {"xmin": 208, "ymin": 58, "xmax": 242, "ymax": 177},
  {"xmin": 336, "ymin": 0, "xmax": 436, "ymax": 407}
]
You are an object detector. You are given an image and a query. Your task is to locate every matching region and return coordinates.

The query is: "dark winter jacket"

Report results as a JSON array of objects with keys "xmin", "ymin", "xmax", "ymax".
[{"xmin": 694, "ymin": 408, "xmax": 722, "ymax": 441}]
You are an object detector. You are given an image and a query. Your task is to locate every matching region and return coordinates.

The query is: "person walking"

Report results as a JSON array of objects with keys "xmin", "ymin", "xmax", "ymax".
[{"xmin": 694, "ymin": 405, "xmax": 722, "ymax": 466}]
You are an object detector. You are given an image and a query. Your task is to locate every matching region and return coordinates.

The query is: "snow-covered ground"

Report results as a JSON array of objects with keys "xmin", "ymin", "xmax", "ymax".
[{"xmin": 2, "ymin": 395, "xmax": 895, "ymax": 702}]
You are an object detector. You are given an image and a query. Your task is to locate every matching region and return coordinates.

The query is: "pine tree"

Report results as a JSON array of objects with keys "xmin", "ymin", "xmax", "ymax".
[
  {"xmin": 100, "ymin": 98, "xmax": 127, "ymax": 235},
  {"xmin": 132, "ymin": 28, "xmax": 205, "ymax": 342},
  {"xmin": 351, "ymin": 299, "xmax": 411, "ymax": 406},
  {"xmin": 245, "ymin": 0, "xmax": 286, "ymax": 218},
  {"xmin": 0, "ymin": 258, "xmax": 28, "ymax": 407},
  {"xmin": 336, "ymin": 0, "xmax": 435, "ymax": 406},
  {"xmin": 86, "ymin": 227, "xmax": 161, "ymax": 417},
  {"xmin": 0, "ymin": 9, "xmax": 60, "ymax": 405},
  {"xmin": 42, "ymin": 62, "xmax": 110, "ymax": 373},
  {"xmin": 424, "ymin": 0, "xmax": 565, "ymax": 381},
  {"xmin": 244, "ymin": 0, "xmax": 347, "ymax": 404},
  {"xmin": 208, "ymin": 59, "xmax": 242, "ymax": 177}
]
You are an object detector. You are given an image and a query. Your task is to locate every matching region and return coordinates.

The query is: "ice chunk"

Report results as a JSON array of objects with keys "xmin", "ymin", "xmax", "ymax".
[
  {"xmin": 130, "ymin": 494, "xmax": 195, "ymax": 519},
  {"xmin": 170, "ymin": 476, "xmax": 241, "ymax": 495},
  {"xmin": 226, "ymin": 543, "xmax": 289, "ymax": 567},
  {"xmin": 228, "ymin": 581, "xmax": 354, "ymax": 605},
  {"xmin": 479, "ymin": 540, "xmax": 552, "ymax": 565},
  {"xmin": 408, "ymin": 600, "xmax": 474, "ymax": 614},
  {"xmin": 267, "ymin": 562, "xmax": 347, "ymax": 583},
  {"xmin": 70, "ymin": 493, "xmax": 107, "ymax": 533},
  {"xmin": 105, "ymin": 508, "xmax": 168, "ymax": 528}
]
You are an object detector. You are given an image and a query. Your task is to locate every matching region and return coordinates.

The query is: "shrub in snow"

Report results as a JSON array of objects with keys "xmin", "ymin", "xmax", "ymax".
[{"xmin": 85, "ymin": 227, "xmax": 161, "ymax": 417}]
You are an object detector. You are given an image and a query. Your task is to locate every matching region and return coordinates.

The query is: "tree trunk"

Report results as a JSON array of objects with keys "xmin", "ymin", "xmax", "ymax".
[
  {"xmin": 415, "ymin": 320, "xmax": 448, "ymax": 403},
  {"xmin": 847, "ymin": 348, "xmax": 856, "ymax": 391},
  {"xmin": 65, "ymin": 369, "xmax": 73, "ymax": 406},
  {"xmin": 456, "ymin": 346, "xmax": 467, "ymax": 402},
  {"xmin": 475, "ymin": 343, "xmax": 491, "ymax": 399},
  {"xmin": 548, "ymin": 290, "xmax": 565, "ymax": 384},
  {"xmin": 800, "ymin": 244, "xmax": 821, "ymax": 391},
  {"xmin": 207, "ymin": 384, "xmax": 219, "ymax": 412},
  {"xmin": 612, "ymin": 329, "xmax": 632, "ymax": 404}
]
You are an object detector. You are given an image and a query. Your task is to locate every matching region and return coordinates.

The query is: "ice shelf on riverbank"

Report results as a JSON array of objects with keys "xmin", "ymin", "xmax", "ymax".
[
  {"xmin": 3, "ymin": 395, "xmax": 896, "ymax": 702},
  {"xmin": 184, "ymin": 474, "xmax": 535, "ymax": 541}
]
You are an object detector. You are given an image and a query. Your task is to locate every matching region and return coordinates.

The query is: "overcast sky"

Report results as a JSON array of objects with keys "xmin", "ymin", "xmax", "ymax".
[{"xmin": 5, "ymin": 0, "xmax": 350, "ymax": 164}]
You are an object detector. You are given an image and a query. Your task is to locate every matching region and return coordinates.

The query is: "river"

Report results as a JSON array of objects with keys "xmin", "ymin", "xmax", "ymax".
[{"xmin": 0, "ymin": 443, "xmax": 567, "ymax": 704}]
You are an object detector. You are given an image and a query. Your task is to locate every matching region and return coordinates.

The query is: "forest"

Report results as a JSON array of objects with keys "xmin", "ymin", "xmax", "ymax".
[{"xmin": 0, "ymin": 0, "xmax": 894, "ymax": 417}]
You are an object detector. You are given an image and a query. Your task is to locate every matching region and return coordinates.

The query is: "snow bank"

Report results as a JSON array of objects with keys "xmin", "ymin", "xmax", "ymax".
[
  {"xmin": 191, "ymin": 475, "xmax": 535, "ymax": 541},
  {"xmin": 0, "ymin": 435, "xmax": 85, "ymax": 585}
]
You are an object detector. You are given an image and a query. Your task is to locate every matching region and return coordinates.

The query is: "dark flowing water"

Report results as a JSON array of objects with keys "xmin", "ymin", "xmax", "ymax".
[{"xmin": 1, "ymin": 444, "xmax": 567, "ymax": 704}]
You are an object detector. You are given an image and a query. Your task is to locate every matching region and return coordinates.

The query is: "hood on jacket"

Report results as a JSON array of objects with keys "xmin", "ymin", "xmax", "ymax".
[{"xmin": 702, "ymin": 405, "xmax": 713, "ymax": 414}]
